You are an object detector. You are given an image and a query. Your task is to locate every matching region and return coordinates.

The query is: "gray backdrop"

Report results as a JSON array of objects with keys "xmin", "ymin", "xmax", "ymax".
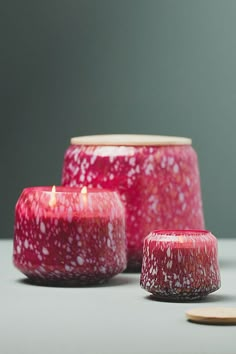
[{"xmin": 1, "ymin": 0, "xmax": 236, "ymax": 239}]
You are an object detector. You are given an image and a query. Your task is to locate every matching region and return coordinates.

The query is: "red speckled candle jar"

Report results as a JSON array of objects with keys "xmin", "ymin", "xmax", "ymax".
[
  {"xmin": 13, "ymin": 186, "xmax": 127, "ymax": 285},
  {"xmin": 62, "ymin": 134, "xmax": 205, "ymax": 270},
  {"xmin": 140, "ymin": 230, "xmax": 221, "ymax": 301}
]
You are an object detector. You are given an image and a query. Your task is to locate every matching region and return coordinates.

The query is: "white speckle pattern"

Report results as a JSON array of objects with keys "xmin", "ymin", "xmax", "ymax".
[
  {"xmin": 42, "ymin": 247, "xmax": 49, "ymax": 255},
  {"xmin": 99, "ymin": 266, "xmax": 106, "ymax": 273},
  {"xmin": 80, "ymin": 175, "xmax": 85, "ymax": 182},
  {"xmin": 65, "ymin": 264, "xmax": 73, "ymax": 272},
  {"xmin": 173, "ymin": 163, "xmax": 179, "ymax": 174},
  {"xmin": 67, "ymin": 206, "xmax": 73, "ymax": 223},
  {"xmin": 129, "ymin": 157, "xmax": 136, "ymax": 166},
  {"xmin": 77, "ymin": 256, "xmax": 84, "ymax": 265},
  {"xmin": 40, "ymin": 222, "xmax": 46, "ymax": 234},
  {"xmin": 166, "ymin": 247, "xmax": 171, "ymax": 257}
]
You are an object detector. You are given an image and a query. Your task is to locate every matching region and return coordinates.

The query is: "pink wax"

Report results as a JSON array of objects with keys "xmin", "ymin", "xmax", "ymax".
[
  {"xmin": 61, "ymin": 134, "xmax": 205, "ymax": 270},
  {"xmin": 140, "ymin": 230, "xmax": 221, "ymax": 301},
  {"xmin": 13, "ymin": 186, "xmax": 127, "ymax": 285}
]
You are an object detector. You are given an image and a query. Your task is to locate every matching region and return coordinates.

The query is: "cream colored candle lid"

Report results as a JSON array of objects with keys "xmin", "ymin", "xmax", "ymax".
[
  {"xmin": 186, "ymin": 307, "xmax": 236, "ymax": 325},
  {"xmin": 71, "ymin": 134, "xmax": 192, "ymax": 146}
]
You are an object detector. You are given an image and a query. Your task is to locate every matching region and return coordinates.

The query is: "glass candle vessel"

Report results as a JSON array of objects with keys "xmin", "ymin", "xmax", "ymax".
[
  {"xmin": 13, "ymin": 186, "xmax": 127, "ymax": 285},
  {"xmin": 140, "ymin": 230, "xmax": 221, "ymax": 301},
  {"xmin": 62, "ymin": 134, "xmax": 205, "ymax": 270}
]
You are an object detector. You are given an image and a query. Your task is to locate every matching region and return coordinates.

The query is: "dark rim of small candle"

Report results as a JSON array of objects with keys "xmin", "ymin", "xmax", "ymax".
[
  {"xmin": 152, "ymin": 230, "xmax": 210, "ymax": 236},
  {"xmin": 22, "ymin": 186, "xmax": 115, "ymax": 194}
]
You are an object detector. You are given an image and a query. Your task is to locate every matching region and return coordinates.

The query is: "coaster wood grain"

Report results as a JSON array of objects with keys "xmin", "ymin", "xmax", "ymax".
[{"xmin": 186, "ymin": 307, "xmax": 236, "ymax": 325}]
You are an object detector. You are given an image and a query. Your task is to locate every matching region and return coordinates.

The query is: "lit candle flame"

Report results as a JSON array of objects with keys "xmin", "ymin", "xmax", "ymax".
[
  {"xmin": 49, "ymin": 185, "xmax": 57, "ymax": 207},
  {"xmin": 81, "ymin": 186, "xmax": 87, "ymax": 194},
  {"xmin": 81, "ymin": 186, "xmax": 88, "ymax": 207}
]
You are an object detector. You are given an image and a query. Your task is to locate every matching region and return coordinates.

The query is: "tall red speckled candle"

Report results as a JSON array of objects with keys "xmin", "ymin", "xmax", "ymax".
[
  {"xmin": 62, "ymin": 134, "xmax": 205, "ymax": 270},
  {"xmin": 140, "ymin": 230, "xmax": 221, "ymax": 301},
  {"xmin": 13, "ymin": 186, "xmax": 127, "ymax": 285}
]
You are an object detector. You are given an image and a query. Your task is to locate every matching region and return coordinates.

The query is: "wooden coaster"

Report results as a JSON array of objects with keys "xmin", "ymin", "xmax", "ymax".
[
  {"xmin": 186, "ymin": 307, "xmax": 236, "ymax": 325},
  {"xmin": 70, "ymin": 134, "xmax": 192, "ymax": 146}
]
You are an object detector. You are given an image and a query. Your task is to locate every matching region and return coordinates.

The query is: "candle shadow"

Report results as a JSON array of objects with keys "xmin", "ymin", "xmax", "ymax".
[
  {"xmin": 123, "ymin": 269, "xmax": 141, "ymax": 274},
  {"xmin": 186, "ymin": 319, "xmax": 236, "ymax": 326},
  {"xmin": 16, "ymin": 274, "xmax": 138, "ymax": 288},
  {"xmin": 144, "ymin": 293, "xmax": 236, "ymax": 304}
]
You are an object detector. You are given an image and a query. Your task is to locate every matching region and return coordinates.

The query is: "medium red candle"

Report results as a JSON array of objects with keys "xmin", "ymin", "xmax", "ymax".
[
  {"xmin": 13, "ymin": 186, "xmax": 127, "ymax": 285},
  {"xmin": 140, "ymin": 230, "xmax": 221, "ymax": 300},
  {"xmin": 61, "ymin": 134, "xmax": 205, "ymax": 271}
]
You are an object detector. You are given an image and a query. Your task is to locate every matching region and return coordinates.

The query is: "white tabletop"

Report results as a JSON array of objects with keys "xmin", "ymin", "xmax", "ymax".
[{"xmin": 1, "ymin": 239, "xmax": 236, "ymax": 354}]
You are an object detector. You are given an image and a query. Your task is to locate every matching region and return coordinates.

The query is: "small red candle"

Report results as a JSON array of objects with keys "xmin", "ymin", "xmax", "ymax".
[
  {"xmin": 140, "ymin": 230, "xmax": 221, "ymax": 300},
  {"xmin": 13, "ymin": 186, "xmax": 127, "ymax": 285}
]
